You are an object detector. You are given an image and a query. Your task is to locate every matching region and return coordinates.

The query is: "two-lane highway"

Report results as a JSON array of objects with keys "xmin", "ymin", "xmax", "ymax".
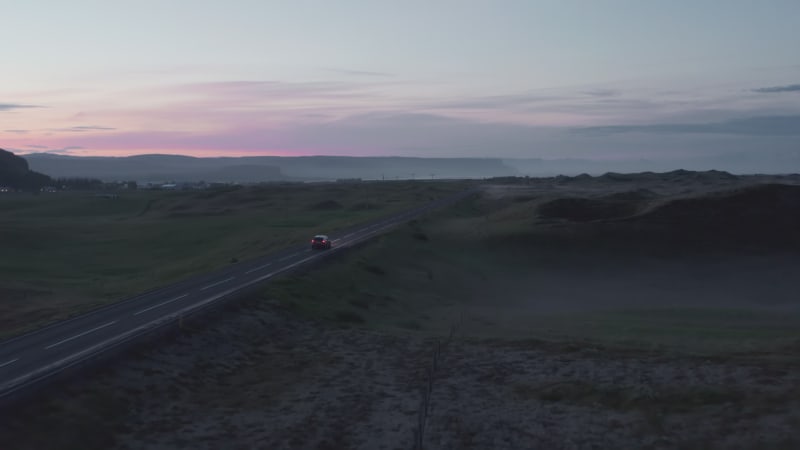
[{"xmin": 0, "ymin": 188, "xmax": 477, "ymax": 403}]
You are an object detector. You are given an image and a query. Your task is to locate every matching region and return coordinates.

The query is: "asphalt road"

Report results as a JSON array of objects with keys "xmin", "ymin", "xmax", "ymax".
[{"xmin": 0, "ymin": 188, "xmax": 476, "ymax": 402}]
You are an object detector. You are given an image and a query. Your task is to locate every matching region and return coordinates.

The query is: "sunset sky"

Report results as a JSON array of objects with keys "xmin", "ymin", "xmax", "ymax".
[{"xmin": 2, "ymin": 0, "xmax": 799, "ymax": 161}]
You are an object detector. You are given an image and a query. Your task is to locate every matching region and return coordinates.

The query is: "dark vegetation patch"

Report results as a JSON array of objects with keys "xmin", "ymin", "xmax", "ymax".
[
  {"xmin": 515, "ymin": 381, "xmax": 749, "ymax": 414},
  {"xmin": 531, "ymin": 183, "xmax": 800, "ymax": 252},
  {"xmin": 167, "ymin": 208, "xmax": 233, "ymax": 218},
  {"xmin": 348, "ymin": 298, "xmax": 370, "ymax": 309},
  {"xmin": 397, "ymin": 320, "xmax": 422, "ymax": 330},
  {"xmin": 193, "ymin": 185, "xmax": 244, "ymax": 199},
  {"xmin": 311, "ymin": 199, "xmax": 343, "ymax": 210},
  {"xmin": 599, "ymin": 172, "xmax": 637, "ymax": 182},
  {"xmin": 135, "ymin": 199, "xmax": 155, "ymax": 216},
  {"xmin": 335, "ymin": 310, "xmax": 366, "ymax": 324},
  {"xmin": 349, "ymin": 201, "xmax": 380, "ymax": 211},
  {"xmin": 632, "ymin": 183, "xmax": 800, "ymax": 247},
  {"xmin": 357, "ymin": 261, "xmax": 386, "ymax": 276},
  {"xmin": 0, "ymin": 286, "xmax": 52, "ymax": 301},
  {"xmin": 637, "ymin": 183, "xmax": 800, "ymax": 226},
  {"xmin": 537, "ymin": 191, "xmax": 649, "ymax": 222},
  {"xmin": 596, "ymin": 169, "xmax": 739, "ymax": 184},
  {"xmin": 486, "ymin": 176, "xmax": 531, "ymax": 184},
  {"xmin": 411, "ymin": 231, "xmax": 429, "ymax": 241},
  {"xmin": 519, "ymin": 169, "xmax": 743, "ymax": 186},
  {"xmin": 1, "ymin": 387, "xmax": 129, "ymax": 450}
]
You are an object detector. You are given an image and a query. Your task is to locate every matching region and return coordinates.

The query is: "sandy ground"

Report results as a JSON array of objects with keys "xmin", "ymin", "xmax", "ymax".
[{"xmin": 3, "ymin": 300, "xmax": 798, "ymax": 450}]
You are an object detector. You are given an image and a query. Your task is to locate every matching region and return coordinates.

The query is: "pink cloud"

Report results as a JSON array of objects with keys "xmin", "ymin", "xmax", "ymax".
[{"xmin": 7, "ymin": 77, "xmax": 797, "ymax": 159}]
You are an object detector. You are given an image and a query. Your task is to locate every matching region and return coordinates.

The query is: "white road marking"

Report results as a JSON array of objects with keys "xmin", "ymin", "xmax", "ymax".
[
  {"xmin": 279, "ymin": 253, "xmax": 299, "ymax": 261},
  {"xmin": 0, "ymin": 359, "xmax": 19, "ymax": 369},
  {"xmin": 133, "ymin": 294, "xmax": 189, "ymax": 316},
  {"xmin": 0, "ymin": 252, "xmax": 327, "ymax": 397},
  {"xmin": 332, "ymin": 239, "xmax": 341, "ymax": 243},
  {"xmin": 342, "ymin": 233, "xmax": 354, "ymax": 239},
  {"xmin": 199, "ymin": 277, "xmax": 235, "ymax": 291},
  {"xmin": 44, "ymin": 321, "xmax": 117, "ymax": 350},
  {"xmin": 245, "ymin": 263, "xmax": 272, "ymax": 274},
  {"xmin": 257, "ymin": 253, "xmax": 320, "ymax": 282}
]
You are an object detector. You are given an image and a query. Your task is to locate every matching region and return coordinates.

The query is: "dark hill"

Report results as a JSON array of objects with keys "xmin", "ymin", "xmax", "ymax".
[
  {"xmin": 534, "ymin": 183, "xmax": 800, "ymax": 251},
  {"xmin": 0, "ymin": 149, "xmax": 52, "ymax": 190},
  {"xmin": 636, "ymin": 183, "xmax": 800, "ymax": 230},
  {"xmin": 537, "ymin": 189, "xmax": 655, "ymax": 222},
  {"xmin": 625, "ymin": 183, "xmax": 800, "ymax": 249}
]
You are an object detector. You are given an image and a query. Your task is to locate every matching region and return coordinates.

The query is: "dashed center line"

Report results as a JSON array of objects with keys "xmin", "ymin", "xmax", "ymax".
[
  {"xmin": 44, "ymin": 321, "xmax": 117, "ymax": 350},
  {"xmin": 0, "ymin": 359, "xmax": 19, "ymax": 369},
  {"xmin": 133, "ymin": 294, "xmax": 189, "ymax": 316},
  {"xmin": 279, "ymin": 253, "xmax": 299, "ymax": 261},
  {"xmin": 245, "ymin": 263, "xmax": 273, "ymax": 274},
  {"xmin": 199, "ymin": 277, "xmax": 235, "ymax": 291}
]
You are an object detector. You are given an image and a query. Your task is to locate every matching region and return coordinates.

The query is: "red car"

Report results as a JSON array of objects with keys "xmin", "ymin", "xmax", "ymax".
[{"xmin": 311, "ymin": 234, "xmax": 332, "ymax": 250}]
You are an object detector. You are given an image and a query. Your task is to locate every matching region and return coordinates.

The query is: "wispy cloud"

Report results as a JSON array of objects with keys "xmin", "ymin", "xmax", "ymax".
[
  {"xmin": 324, "ymin": 68, "xmax": 394, "ymax": 77},
  {"xmin": 72, "ymin": 126, "xmax": 116, "ymax": 131},
  {"xmin": 423, "ymin": 93, "xmax": 568, "ymax": 110},
  {"xmin": 171, "ymin": 80, "xmax": 378, "ymax": 100},
  {"xmin": 581, "ymin": 89, "xmax": 620, "ymax": 97},
  {"xmin": 4, "ymin": 129, "xmax": 29, "ymax": 134},
  {"xmin": 13, "ymin": 146, "xmax": 85, "ymax": 155},
  {"xmin": 573, "ymin": 115, "xmax": 800, "ymax": 136},
  {"xmin": 0, "ymin": 103, "xmax": 40, "ymax": 111},
  {"xmin": 752, "ymin": 84, "xmax": 800, "ymax": 93},
  {"xmin": 48, "ymin": 125, "xmax": 117, "ymax": 132}
]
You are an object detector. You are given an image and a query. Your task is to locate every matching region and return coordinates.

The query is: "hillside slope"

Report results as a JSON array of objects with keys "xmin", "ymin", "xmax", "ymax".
[{"xmin": 0, "ymin": 148, "xmax": 52, "ymax": 190}]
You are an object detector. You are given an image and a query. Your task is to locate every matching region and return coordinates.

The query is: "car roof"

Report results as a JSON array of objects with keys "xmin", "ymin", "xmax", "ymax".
[{"xmin": 313, "ymin": 234, "xmax": 328, "ymax": 238}]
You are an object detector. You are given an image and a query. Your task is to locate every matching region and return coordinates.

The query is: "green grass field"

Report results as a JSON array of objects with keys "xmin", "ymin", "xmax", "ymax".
[
  {"xmin": 4, "ymin": 180, "xmax": 798, "ymax": 356},
  {"xmin": 262, "ymin": 191, "xmax": 800, "ymax": 356},
  {"xmin": 0, "ymin": 180, "xmax": 471, "ymax": 337}
]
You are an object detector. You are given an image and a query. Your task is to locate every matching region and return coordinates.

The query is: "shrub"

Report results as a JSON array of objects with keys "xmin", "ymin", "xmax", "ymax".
[{"xmin": 335, "ymin": 311, "xmax": 365, "ymax": 324}]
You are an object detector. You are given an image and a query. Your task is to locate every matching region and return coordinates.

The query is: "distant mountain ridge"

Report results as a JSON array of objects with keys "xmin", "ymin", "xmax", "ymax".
[
  {"xmin": 20, "ymin": 152, "xmax": 800, "ymax": 183},
  {"xmin": 23, "ymin": 154, "xmax": 518, "ymax": 182}
]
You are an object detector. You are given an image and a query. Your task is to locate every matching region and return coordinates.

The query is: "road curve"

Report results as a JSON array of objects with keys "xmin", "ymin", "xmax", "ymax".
[{"xmin": 0, "ymin": 188, "xmax": 477, "ymax": 403}]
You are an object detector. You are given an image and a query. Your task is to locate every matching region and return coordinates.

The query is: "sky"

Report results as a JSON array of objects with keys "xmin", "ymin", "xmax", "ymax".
[{"xmin": 1, "ymin": 0, "xmax": 799, "ymax": 164}]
